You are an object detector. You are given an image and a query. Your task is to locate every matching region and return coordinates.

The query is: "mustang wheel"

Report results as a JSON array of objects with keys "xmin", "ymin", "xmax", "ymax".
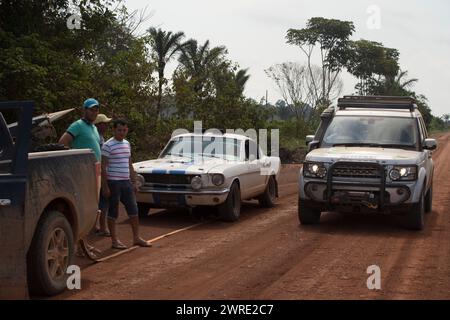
[
  {"xmin": 218, "ymin": 182, "xmax": 241, "ymax": 222},
  {"xmin": 137, "ymin": 202, "xmax": 151, "ymax": 217},
  {"xmin": 258, "ymin": 176, "xmax": 277, "ymax": 208}
]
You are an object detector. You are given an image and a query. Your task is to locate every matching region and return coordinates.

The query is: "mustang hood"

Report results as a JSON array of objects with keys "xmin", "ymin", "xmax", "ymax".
[{"xmin": 133, "ymin": 157, "xmax": 235, "ymax": 174}]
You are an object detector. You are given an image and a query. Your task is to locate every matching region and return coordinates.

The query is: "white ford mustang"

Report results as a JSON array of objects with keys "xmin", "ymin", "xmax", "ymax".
[{"xmin": 133, "ymin": 132, "xmax": 281, "ymax": 221}]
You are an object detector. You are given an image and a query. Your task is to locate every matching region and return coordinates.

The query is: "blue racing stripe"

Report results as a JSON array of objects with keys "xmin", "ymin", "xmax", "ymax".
[
  {"xmin": 151, "ymin": 169, "xmax": 167, "ymax": 174},
  {"xmin": 169, "ymin": 169, "xmax": 186, "ymax": 175}
]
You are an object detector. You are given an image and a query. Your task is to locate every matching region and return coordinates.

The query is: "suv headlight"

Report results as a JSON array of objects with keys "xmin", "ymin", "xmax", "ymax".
[
  {"xmin": 389, "ymin": 165, "xmax": 417, "ymax": 181},
  {"xmin": 303, "ymin": 162, "xmax": 327, "ymax": 179}
]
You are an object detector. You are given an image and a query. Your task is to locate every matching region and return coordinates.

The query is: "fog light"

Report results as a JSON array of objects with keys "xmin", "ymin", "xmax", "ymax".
[
  {"xmin": 389, "ymin": 169, "xmax": 400, "ymax": 181},
  {"xmin": 397, "ymin": 188, "xmax": 405, "ymax": 195},
  {"xmin": 191, "ymin": 176, "xmax": 202, "ymax": 190}
]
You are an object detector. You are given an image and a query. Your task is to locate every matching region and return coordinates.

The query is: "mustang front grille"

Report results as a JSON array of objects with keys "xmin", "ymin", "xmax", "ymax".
[{"xmin": 142, "ymin": 173, "xmax": 195, "ymax": 185}]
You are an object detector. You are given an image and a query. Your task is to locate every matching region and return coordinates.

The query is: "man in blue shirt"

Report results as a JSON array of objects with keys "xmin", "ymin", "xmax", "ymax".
[
  {"xmin": 59, "ymin": 98, "xmax": 101, "ymax": 161},
  {"xmin": 59, "ymin": 98, "xmax": 102, "ymax": 257}
]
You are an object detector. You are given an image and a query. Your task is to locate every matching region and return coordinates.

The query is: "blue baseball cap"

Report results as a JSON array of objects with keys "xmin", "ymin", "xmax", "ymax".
[{"xmin": 83, "ymin": 98, "xmax": 99, "ymax": 109}]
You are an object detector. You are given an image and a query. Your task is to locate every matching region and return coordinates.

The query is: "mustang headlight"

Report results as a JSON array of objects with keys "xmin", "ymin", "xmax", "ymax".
[
  {"xmin": 303, "ymin": 162, "xmax": 327, "ymax": 179},
  {"xmin": 211, "ymin": 174, "xmax": 225, "ymax": 186},
  {"xmin": 135, "ymin": 174, "xmax": 145, "ymax": 188},
  {"xmin": 191, "ymin": 176, "xmax": 203, "ymax": 190},
  {"xmin": 389, "ymin": 165, "xmax": 417, "ymax": 181}
]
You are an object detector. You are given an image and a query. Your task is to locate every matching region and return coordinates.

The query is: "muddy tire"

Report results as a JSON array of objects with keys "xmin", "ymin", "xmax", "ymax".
[
  {"xmin": 27, "ymin": 211, "xmax": 74, "ymax": 296},
  {"xmin": 218, "ymin": 182, "xmax": 241, "ymax": 222},
  {"xmin": 137, "ymin": 202, "xmax": 151, "ymax": 217},
  {"xmin": 298, "ymin": 197, "xmax": 321, "ymax": 225},
  {"xmin": 404, "ymin": 192, "xmax": 425, "ymax": 230},
  {"xmin": 425, "ymin": 184, "xmax": 433, "ymax": 213},
  {"xmin": 258, "ymin": 176, "xmax": 277, "ymax": 208}
]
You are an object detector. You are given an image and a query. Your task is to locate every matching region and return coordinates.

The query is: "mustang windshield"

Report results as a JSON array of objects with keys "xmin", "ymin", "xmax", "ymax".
[
  {"xmin": 160, "ymin": 136, "xmax": 241, "ymax": 160},
  {"xmin": 321, "ymin": 116, "xmax": 419, "ymax": 149}
]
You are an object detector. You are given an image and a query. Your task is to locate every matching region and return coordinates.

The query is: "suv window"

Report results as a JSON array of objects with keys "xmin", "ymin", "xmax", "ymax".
[{"xmin": 321, "ymin": 116, "xmax": 419, "ymax": 149}]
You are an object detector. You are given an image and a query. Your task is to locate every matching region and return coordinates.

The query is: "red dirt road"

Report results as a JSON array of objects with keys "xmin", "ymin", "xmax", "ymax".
[{"xmin": 52, "ymin": 133, "xmax": 450, "ymax": 300}]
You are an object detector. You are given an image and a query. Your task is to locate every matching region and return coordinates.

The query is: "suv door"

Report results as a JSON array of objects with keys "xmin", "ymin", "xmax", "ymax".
[
  {"xmin": 417, "ymin": 116, "xmax": 434, "ymax": 190},
  {"xmin": 0, "ymin": 101, "xmax": 33, "ymax": 299}
]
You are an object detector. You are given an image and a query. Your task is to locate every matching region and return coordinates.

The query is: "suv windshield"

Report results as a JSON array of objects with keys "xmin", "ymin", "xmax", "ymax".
[{"xmin": 321, "ymin": 116, "xmax": 419, "ymax": 149}]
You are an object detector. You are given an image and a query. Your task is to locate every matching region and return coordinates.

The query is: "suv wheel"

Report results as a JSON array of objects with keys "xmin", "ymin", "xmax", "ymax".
[
  {"xmin": 405, "ymin": 191, "xmax": 425, "ymax": 230},
  {"xmin": 298, "ymin": 197, "xmax": 321, "ymax": 225},
  {"xmin": 218, "ymin": 182, "xmax": 241, "ymax": 222},
  {"xmin": 425, "ymin": 184, "xmax": 433, "ymax": 213},
  {"xmin": 27, "ymin": 211, "xmax": 74, "ymax": 296}
]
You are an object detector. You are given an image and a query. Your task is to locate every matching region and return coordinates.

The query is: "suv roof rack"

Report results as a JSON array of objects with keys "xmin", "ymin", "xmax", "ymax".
[{"xmin": 337, "ymin": 95, "xmax": 417, "ymax": 112}]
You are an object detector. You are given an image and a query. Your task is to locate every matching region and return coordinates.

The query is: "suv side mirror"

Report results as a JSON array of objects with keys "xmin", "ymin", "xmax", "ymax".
[
  {"xmin": 305, "ymin": 135, "xmax": 315, "ymax": 146},
  {"xmin": 423, "ymin": 138, "xmax": 437, "ymax": 150}
]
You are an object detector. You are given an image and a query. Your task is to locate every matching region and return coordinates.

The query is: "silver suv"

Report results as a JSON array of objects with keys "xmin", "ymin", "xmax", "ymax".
[{"xmin": 298, "ymin": 96, "xmax": 437, "ymax": 230}]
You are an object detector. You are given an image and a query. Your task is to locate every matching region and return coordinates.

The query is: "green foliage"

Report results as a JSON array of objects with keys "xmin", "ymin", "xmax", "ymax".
[{"xmin": 345, "ymin": 39, "xmax": 400, "ymax": 95}]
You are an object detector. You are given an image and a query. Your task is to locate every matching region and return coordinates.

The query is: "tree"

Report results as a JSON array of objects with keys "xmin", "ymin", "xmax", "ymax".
[
  {"xmin": 345, "ymin": 39, "xmax": 400, "ymax": 95},
  {"xmin": 286, "ymin": 17, "xmax": 354, "ymax": 106},
  {"xmin": 145, "ymin": 27, "xmax": 185, "ymax": 119},
  {"xmin": 234, "ymin": 68, "xmax": 250, "ymax": 95},
  {"xmin": 265, "ymin": 62, "xmax": 342, "ymax": 125},
  {"xmin": 177, "ymin": 39, "xmax": 227, "ymax": 95}
]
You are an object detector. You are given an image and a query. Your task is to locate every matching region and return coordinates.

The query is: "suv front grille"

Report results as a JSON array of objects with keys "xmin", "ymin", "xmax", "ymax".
[
  {"xmin": 332, "ymin": 163, "xmax": 382, "ymax": 179},
  {"xmin": 142, "ymin": 173, "xmax": 194, "ymax": 185}
]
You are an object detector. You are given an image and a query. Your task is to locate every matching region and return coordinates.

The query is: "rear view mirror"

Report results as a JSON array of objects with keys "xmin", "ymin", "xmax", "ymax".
[
  {"xmin": 305, "ymin": 135, "xmax": 315, "ymax": 146},
  {"xmin": 423, "ymin": 138, "xmax": 437, "ymax": 150}
]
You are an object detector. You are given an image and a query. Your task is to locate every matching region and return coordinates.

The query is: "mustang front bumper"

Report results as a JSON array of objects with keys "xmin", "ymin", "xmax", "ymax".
[{"xmin": 136, "ymin": 187, "xmax": 230, "ymax": 207}]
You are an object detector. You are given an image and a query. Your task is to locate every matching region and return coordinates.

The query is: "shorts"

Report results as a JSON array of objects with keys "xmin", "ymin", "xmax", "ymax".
[{"xmin": 107, "ymin": 180, "xmax": 138, "ymax": 220}]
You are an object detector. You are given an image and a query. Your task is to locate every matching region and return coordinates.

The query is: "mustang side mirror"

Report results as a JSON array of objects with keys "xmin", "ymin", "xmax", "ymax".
[{"xmin": 423, "ymin": 138, "xmax": 437, "ymax": 150}]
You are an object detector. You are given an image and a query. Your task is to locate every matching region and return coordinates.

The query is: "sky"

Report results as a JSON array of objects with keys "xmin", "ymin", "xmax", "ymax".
[{"xmin": 125, "ymin": 0, "xmax": 450, "ymax": 116}]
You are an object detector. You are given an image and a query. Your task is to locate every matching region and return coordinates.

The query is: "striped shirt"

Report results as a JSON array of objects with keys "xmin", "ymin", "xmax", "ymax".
[{"xmin": 102, "ymin": 138, "xmax": 131, "ymax": 181}]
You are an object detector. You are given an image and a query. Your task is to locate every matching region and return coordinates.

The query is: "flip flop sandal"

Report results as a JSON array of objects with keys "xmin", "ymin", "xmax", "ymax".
[{"xmin": 112, "ymin": 242, "xmax": 128, "ymax": 250}]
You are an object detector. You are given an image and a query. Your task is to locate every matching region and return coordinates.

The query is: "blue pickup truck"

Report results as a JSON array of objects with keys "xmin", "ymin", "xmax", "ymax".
[{"xmin": 0, "ymin": 101, "xmax": 99, "ymax": 298}]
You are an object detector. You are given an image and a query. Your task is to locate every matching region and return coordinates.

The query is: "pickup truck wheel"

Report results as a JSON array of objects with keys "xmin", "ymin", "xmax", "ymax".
[
  {"xmin": 218, "ymin": 182, "xmax": 241, "ymax": 222},
  {"xmin": 425, "ymin": 184, "xmax": 433, "ymax": 213},
  {"xmin": 27, "ymin": 211, "xmax": 74, "ymax": 296},
  {"xmin": 258, "ymin": 176, "xmax": 277, "ymax": 208},
  {"xmin": 137, "ymin": 202, "xmax": 151, "ymax": 217},
  {"xmin": 404, "ymin": 192, "xmax": 425, "ymax": 230},
  {"xmin": 298, "ymin": 197, "xmax": 321, "ymax": 225}
]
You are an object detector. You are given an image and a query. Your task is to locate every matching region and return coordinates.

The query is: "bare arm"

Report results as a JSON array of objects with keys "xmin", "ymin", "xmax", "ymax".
[{"xmin": 58, "ymin": 132, "xmax": 73, "ymax": 148}]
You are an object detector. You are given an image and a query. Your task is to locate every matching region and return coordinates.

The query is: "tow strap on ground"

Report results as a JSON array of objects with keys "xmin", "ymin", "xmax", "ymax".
[{"xmin": 79, "ymin": 222, "xmax": 206, "ymax": 264}]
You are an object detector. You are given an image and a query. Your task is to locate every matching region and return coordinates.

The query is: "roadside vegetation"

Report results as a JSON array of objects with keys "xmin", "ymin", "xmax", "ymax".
[{"xmin": 1, "ymin": 1, "xmax": 448, "ymax": 162}]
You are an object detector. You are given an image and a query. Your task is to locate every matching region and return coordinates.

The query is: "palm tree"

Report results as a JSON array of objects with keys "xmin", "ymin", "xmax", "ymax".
[
  {"xmin": 178, "ymin": 39, "xmax": 227, "ymax": 93},
  {"xmin": 234, "ymin": 68, "xmax": 250, "ymax": 94},
  {"xmin": 146, "ymin": 27, "xmax": 185, "ymax": 118},
  {"xmin": 383, "ymin": 69, "xmax": 418, "ymax": 95}
]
